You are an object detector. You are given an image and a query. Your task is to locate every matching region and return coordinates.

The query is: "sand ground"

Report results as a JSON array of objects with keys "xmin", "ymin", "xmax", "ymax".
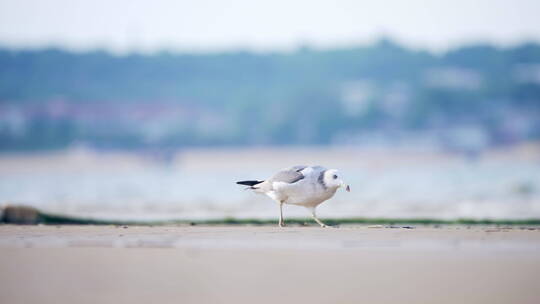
[{"xmin": 1, "ymin": 225, "xmax": 539, "ymax": 304}]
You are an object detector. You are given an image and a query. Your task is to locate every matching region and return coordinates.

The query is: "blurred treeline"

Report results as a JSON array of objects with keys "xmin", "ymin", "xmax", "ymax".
[{"xmin": 1, "ymin": 39, "xmax": 539, "ymax": 151}]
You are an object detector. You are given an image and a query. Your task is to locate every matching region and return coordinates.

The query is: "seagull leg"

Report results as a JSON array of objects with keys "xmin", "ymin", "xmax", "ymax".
[
  {"xmin": 309, "ymin": 208, "xmax": 327, "ymax": 227},
  {"xmin": 278, "ymin": 202, "xmax": 285, "ymax": 227}
]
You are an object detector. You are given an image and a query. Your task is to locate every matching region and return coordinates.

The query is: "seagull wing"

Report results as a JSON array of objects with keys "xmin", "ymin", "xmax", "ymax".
[
  {"xmin": 287, "ymin": 165, "xmax": 308, "ymax": 172},
  {"xmin": 255, "ymin": 167, "xmax": 306, "ymax": 193},
  {"xmin": 269, "ymin": 169, "xmax": 305, "ymax": 184}
]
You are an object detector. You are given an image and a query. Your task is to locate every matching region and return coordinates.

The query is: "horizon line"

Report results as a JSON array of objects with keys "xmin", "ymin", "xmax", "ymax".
[{"xmin": 1, "ymin": 36, "xmax": 540, "ymax": 57}]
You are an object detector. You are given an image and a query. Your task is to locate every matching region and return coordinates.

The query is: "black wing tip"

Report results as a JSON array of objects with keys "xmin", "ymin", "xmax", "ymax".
[{"xmin": 236, "ymin": 180, "xmax": 263, "ymax": 186}]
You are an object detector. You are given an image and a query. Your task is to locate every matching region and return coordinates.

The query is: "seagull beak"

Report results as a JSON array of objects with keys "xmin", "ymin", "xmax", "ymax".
[{"xmin": 345, "ymin": 185, "xmax": 350, "ymax": 192}]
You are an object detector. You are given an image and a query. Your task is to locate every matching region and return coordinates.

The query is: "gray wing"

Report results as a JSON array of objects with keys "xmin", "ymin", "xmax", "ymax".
[
  {"xmin": 254, "ymin": 166, "xmax": 307, "ymax": 193},
  {"xmin": 288, "ymin": 165, "xmax": 308, "ymax": 172},
  {"xmin": 269, "ymin": 169, "xmax": 305, "ymax": 184}
]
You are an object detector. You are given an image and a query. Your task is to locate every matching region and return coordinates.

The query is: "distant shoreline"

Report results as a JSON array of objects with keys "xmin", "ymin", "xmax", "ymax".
[{"xmin": 2, "ymin": 205, "xmax": 540, "ymax": 226}]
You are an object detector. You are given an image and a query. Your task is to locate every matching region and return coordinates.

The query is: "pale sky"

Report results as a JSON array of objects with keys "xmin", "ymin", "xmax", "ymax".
[{"xmin": 1, "ymin": 0, "xmax": 540, "ymax": 54}]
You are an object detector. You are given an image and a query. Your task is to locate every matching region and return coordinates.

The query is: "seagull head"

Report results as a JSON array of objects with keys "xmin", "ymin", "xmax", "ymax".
[{"xmin": 325, "ymin": 169, "xmax": 350, "ymax": 192}]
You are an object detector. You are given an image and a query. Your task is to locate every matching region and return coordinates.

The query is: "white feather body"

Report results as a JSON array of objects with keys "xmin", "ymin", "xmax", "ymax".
[{"xmin": 263, "ymin": 166, "xmax": 338, "ymax": 207}]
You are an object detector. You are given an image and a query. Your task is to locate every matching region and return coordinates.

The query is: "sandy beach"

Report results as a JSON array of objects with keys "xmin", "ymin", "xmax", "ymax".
[{"xmin": 1, "ymin": 225, "xmax": 539, "ymax": 304}]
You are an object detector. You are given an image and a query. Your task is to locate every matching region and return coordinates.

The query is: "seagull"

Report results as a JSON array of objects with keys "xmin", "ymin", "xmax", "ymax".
[{"xmin": 236, "ymin": 165, "xmax": 350, "ymax": 227}]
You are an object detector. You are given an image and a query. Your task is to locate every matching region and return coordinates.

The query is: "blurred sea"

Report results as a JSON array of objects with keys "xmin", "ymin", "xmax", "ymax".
[{"xmin": 1, "ymin": 145, "xmax": 539, "ymax": 220}]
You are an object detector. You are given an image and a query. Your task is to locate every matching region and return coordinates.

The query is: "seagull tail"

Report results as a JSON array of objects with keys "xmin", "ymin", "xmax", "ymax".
[{"xmin": 236, "ymin": 180, "xmax": 264, "ymax": 188}]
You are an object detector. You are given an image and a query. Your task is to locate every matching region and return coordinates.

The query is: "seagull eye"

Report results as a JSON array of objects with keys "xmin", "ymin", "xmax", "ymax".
[{"xmin": 333, "ymin": 174, "xmax": 338, "ymax": 179}]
